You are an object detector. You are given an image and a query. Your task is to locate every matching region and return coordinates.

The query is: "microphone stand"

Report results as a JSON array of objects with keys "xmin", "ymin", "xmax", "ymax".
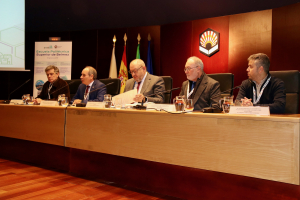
[
  {"xmin": 2, "ymin": 79, "xmax": 31, "ymax": 104},
  {"xmin": 75, "ymin": 82, "xmax": 114, "ymax": 107},
  {"xmin": 202, "ymin": 85, "xmax": 241, "ymax": 113},
  {"xmin": 133, "ymin": 87, "xmax": 180, "ymax": 110}
]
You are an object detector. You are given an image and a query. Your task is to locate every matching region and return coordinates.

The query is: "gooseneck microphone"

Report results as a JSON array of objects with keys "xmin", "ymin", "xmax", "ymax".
[
  {"xmin": 7, "ymin": 79, "xmax": 31, "ymax": 101},
  {"xmin": 134, "ymin": 87, "xmax": 181, "ymax": 110},
  {"xmin": 75, "ymin": 82, "xmax": 114, "ymax": 107},
  {"xmin": 202, "ymin": 85, "xmax": 241, "ymax": 113}
]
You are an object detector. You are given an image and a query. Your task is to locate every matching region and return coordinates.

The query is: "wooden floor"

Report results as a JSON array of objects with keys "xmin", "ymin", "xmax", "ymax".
[{"xmin": 0, "ymin": 158, "xmax": 180, "ymax": 200}]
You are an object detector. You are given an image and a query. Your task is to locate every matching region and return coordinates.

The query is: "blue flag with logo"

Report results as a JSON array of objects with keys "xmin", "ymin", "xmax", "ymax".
[{"xmin": 146, "ymin": 41, "xmax": 153, "ymax": 74}]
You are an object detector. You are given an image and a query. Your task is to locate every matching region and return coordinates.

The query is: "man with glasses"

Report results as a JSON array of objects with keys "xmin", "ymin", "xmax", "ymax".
[
  {"xmin": 72, "ymin": 66, "xmax": 106, "ymax": 104},
  {"xmin": 35, "ymin": 65, "xmax": 70, "ymax": 104},
  {"xmin": 179, "ymin": 56, "xmax": 221, "ymax": 111},
  {"xmin": 124, "ymin": 59, "xmax": 165, "ymax": 103}
]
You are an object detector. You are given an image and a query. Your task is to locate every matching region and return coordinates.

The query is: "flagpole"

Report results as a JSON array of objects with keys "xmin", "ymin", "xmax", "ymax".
[
  {"xmin": 109, "ymin": 35, "xmax": 117, "ymax": 78},
  {"xmin": 136, "ymin": 33, "xmax": 141, "ymax": 59}
]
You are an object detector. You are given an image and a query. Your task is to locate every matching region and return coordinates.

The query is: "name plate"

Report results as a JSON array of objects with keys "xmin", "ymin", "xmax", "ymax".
[
  {"xmin": 147, "ymin": 104, "xmax": 176, "ymax": 112},
  {"xmin": 229, "ymin": 106, "xmax": 270, "ymax": 116},
  {"xmin": 10, "ymin": 99, "xmax": 23, "ymax": 105},
  {"xmin": 86, "ymin": 102, "xmax": 105, "ymax": 108},
  {"xmin": 40, "ymin": 101, "xmax": 58, "ymax": 107}
]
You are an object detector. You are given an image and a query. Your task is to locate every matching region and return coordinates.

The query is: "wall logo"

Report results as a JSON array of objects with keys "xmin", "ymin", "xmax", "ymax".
[{"xmin": 199, "ymin": 28, "xmax": 220, "ymax": 57}]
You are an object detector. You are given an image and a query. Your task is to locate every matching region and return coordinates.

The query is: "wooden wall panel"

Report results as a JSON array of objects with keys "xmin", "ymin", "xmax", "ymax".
[
  {"xmin": 160, "ymin": 21, "xmax": 193, "ymax": 97},
  {"xmin": 228, "ymin": 10, "xmax": 272, "ymax": 88},
  {"xmin": 192, "ymin": 16, "xmax": 229, "ymax": 74},
  {"xmin": 271, "ymin": 3, "xmax": 300, "ymax": 71}
]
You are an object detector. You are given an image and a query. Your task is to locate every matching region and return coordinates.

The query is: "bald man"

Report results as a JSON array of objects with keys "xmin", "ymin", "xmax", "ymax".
[
  {"xmin": 179, "ymin": 56, "xmax": 221, "ymax": 111},
  {"xmin": 124, "ymin": 59, "xmax": 165, "ymax": 103}
]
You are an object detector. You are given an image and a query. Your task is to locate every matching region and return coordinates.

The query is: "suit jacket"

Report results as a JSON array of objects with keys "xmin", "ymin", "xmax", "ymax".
[
  {"xmin": 124, "ymin": 73, "xmax": 165, "ymax": 103},
  {"xmin": 179, "ymin": 73, "xmax": 221, "ymax": 111},
  {"xmin": 72, "ymin": 79, "xmax": 106, "ymax": 103},
  {"xmin": 37, "ymin": 77, "xmax": 70, "ymax": 100}
]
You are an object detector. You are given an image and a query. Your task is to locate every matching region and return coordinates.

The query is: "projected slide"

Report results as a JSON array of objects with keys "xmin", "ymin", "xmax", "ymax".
[{"xmin": 0, "ymin": 0, "xmax": 25, "ymax": 70}]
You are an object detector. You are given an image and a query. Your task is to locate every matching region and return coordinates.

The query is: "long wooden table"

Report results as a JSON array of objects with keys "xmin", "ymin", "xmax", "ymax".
[
  {"xmin": 1, "ymin": 104, "xmax": 300, "ymax": 199},
  {"xmin": 0, "ymin": 104, "xmax": 66, "ymax": 146},
  {"xmin": 65, "ymin": 107, "xmax": 300, "ymax": 185}
]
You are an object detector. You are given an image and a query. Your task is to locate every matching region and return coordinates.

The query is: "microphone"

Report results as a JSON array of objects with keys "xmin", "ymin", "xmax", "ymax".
[
  {"xmin": 75, "ymin": 82, "xmax": 114, "ymax": 107},
  {"xmin": 202, "ymin": 85, "xmax": 241, "ymax": 113},
  {"xmin": 134, "ymin": 87, "xmax": 180, "ymax": 110},
  {"xmin": 50, "ymin": 80, "xmax": 77, "ymax": 95},
  {"xmin": 3, "ymin": 79, "xmax": 31, "ymax": 103}
]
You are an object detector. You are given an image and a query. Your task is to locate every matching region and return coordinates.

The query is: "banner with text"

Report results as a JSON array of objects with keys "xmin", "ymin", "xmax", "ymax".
[{"xmin": 33, "ymin": 41, "xmax": 72, "ymax": 97}]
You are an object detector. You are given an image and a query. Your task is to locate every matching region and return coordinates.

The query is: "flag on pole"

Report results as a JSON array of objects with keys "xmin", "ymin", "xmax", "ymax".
[
  {"xmin": 118, "ymin": 45, "xmax": 128, "ymax": 93},
  {"xmin": 146, "ymin": 34, "xmax": 153, "ymax": 74},
  {"xmin": 109, "ymin": 35, "xmax": 117, "ymax": 78},
  {"xmin": 136, "ymin": 44, "xmax": 140, "ymax": 59},
  {"xmin": 136, "ymin": 33, "xmax": 141, "ymax": 59}
]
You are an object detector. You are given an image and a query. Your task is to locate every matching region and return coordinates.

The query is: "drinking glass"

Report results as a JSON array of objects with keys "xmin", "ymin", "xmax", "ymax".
[
  {"xmin": 58, "ymin": 94, "xmax": 65, "ymax": 106},
  {"xmin": 27, "ymin": 96, "xmax": 35, "ymax": 105},
  {"xmin": 222, "ymin": 96, "xmax": 234, "ymax": 113},
  {"xmin": 22, "ymin": 94, "xmax": 30, "ymax": 104},
  {"xmin": 104, "ymin": 94, "xmax": 112, "ymax": 108},
  {"xmin": 184, "ymin": 99, "xmax": 194, "ymax": 112},
  {"xmin": 115, "ymin": 98, "xmax": 122, "ymax": 109},
  {"xmin": 174, "ymin": 96, "xmax": 185, "ymax": 112},
  {"xmin": 61, "ymin": 97, "xmax": 69, "ymax": 107}
]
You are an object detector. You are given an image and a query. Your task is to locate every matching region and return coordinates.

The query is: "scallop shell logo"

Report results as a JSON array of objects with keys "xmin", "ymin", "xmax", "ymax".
[{"xmin": 199, "ymin": 28, "xmax": 220, "ymax": 57}]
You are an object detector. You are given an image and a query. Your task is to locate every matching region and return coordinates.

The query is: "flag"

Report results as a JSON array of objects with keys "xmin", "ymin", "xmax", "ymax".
[
  {"xmin": 136, "ymin": 44, "xmax": 140, "ymax": 59},
  {"xmin": 118, "ymin": 46, "xmax": 128, "ymax": 93},
  {"xmin": 146, "ymin": 41, "xmax": 153, "ymax": 74},
  {"xmin": 109, "ymin": 45, "xmax": 117, "ymax": 78}
]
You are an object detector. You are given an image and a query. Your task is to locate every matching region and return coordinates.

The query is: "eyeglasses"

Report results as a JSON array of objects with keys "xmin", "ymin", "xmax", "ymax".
[
  {"xmin": 184, "ymin": 67, "xmax": 197, "ymax": 72},
  {"xmin": 129, "ymin": 66, "xmax": 142, "ymax": 75}
]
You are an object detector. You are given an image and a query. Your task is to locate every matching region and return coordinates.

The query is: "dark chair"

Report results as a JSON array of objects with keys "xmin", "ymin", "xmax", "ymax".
[
  {"xmin": 65, "ymin": 79, "xmax": 82, "ymax": 100},
  {"xmin": 99, "ymin": 78, "xmax": 121, "ymax": 96},
  {"xmin": 207, "ymin": 73, "xmax": 234, "ymax": 98},
  {"xmin": 161, "ymin": 76, "xmax": 173, "ymax": 103},
  {"xmin": 269, "ymin": 70, "xmax": 300, "ymax": 114}
]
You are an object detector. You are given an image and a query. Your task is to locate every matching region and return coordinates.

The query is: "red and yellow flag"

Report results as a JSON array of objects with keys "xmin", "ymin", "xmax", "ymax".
[{"xmin": 118, "ymin": 45, "xmax": 128, "ymax": 93}]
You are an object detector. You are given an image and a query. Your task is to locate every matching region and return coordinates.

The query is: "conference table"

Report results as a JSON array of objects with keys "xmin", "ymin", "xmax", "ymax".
[{"xmin": 1, "ymin": 103, "xmax": 300, "ymax": 199}]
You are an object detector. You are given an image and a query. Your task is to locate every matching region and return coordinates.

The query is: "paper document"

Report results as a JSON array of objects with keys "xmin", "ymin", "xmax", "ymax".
[{"xmin": 112, "ymin": 89, "xmax": 137, "ymax": 105}]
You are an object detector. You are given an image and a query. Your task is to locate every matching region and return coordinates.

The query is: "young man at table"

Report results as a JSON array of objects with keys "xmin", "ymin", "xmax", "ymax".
[
  {"xmin": 35, "ymin": 65, "xmax": 70, "ymax": 104},
  {"xmin": 72, "ymin": 66, "xmax": 106, "ymax": 104},
  {"xmin": 179, "ymin": 56, "xmax": 221, "ymax": 111},
  {"xmin": 124, "ymin": 59, "xmax": 165, "ymax": 103},
  {"xmin": 236, "ymin": 53, "xmax": 286, "ymax": 114}
]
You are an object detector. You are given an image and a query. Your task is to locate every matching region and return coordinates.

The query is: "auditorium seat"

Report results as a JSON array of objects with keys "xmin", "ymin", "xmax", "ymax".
[
  {"xmin": 65, "ymin": 79, "xmax": 81, "ymax": 100},
  {"xmin": 269, "ymin": 70, "xmax": 300, "ymax": 114},
  {"xmin": 161, "ymin": 76, "xmax": 173, "ymax": 103},
  {"xmin": 207, "ymin": 73, "xmax": 234, "ymax": 98},
  {"xmin": 99, "ymin": 78, "xmax": 121, "ymax": 96}
]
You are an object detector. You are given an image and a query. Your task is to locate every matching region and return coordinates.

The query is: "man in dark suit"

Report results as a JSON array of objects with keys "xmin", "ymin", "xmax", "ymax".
[
  {"xmin": 124, "ymin": 59, "xmax": 165, "ymax": 103},
  {"xmin": 72, "ymin": 66, "xmax": 106, "ymax": 104},
  {"xmin": 35, "ymin": 65, "xmax": 70, "ymax": 104},
  {"xmin": 179, "ymin": 56, "xmax": 221, "ymax": 111}
]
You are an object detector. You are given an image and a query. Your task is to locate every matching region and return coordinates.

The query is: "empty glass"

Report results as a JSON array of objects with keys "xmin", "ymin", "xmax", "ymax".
[
  {"xmin": 184, "ymin": 99, "xmax": 194, "ymax": 112},
  {"xmin": 115, "ymin": 98, "xmax": 122, "ymax": 109},
  {"xmin": 58, "ymin": 94, "xmax": 66, "ymax": 106}
]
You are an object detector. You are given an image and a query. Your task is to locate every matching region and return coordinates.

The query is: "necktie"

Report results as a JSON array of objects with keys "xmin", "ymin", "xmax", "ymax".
[
  {"xmin": 191, "ymin": 82, "xmax": 196, "ymax": 91},
  {"xmin": 137, "ymin": 82, "xmax": 141, "ymax": 92},
  {"xmin": 84, "ymin": 86, "xmax": 90, "ymax": 100}
]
